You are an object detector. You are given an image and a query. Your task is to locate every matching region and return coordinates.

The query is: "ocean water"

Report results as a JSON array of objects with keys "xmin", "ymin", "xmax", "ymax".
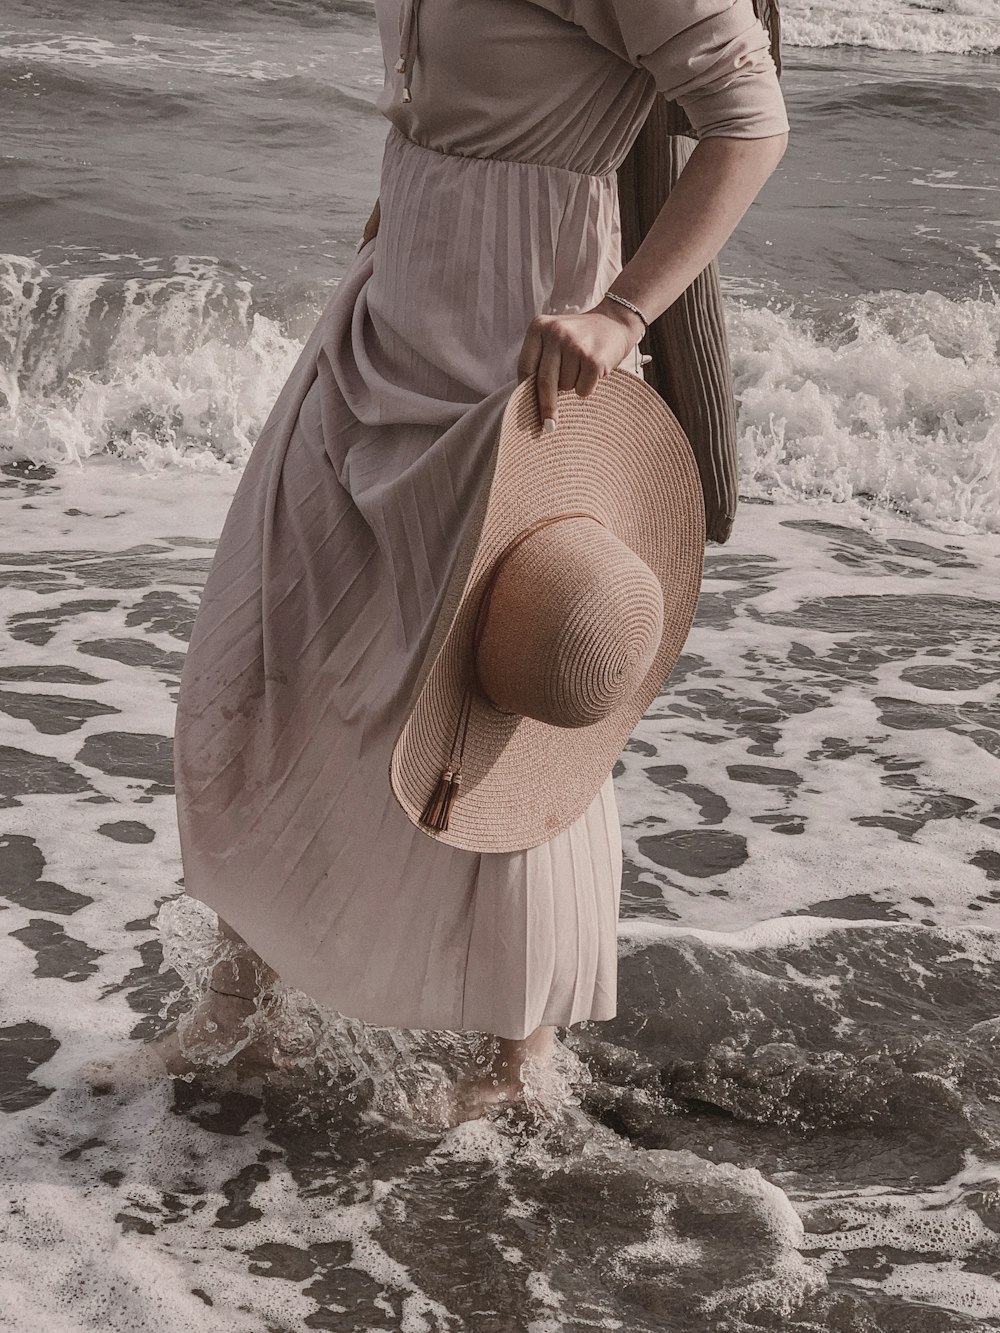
[
  {"xmin": 1, "ymin": 0, "xmax": 998, "ymax": 528},
  {"xmin": 1, "ymin": 2, "xmax": 1000, "ymax": 1330}
]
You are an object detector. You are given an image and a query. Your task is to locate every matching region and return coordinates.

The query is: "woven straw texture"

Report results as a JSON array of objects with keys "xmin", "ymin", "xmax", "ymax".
[
  {"xmin": 389, "ymin": 368, "xmax": 706, "ymax": 852},
  {"xmin": 475, "ymin": 518, "xmax": 665, "ymax": 728}
]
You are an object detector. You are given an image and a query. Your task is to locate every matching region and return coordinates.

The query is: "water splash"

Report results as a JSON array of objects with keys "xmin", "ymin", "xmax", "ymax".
[
  {"xmin": 732, "ymin": 288, "xmax": 1000, "ymax": 533},
  {"xmin": 4, "ymin": 259, "xmax": 999, "ymax": 534},
  {"xmin": 0, "ymin": 254, "xmax": 303, "ymax": 470},
  {"xmin": 783, "ymin": 0, "xmax": 1000, "ymax": 55},
  {"xmin": 152, "ymin": 894, "xmax": 593, "ymax": 1135}
]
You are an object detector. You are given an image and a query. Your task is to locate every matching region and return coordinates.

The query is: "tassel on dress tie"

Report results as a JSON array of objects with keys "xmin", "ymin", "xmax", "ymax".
[{"xmin": 395, "ymin": 0, "xmax": 421, "ymax": 102}]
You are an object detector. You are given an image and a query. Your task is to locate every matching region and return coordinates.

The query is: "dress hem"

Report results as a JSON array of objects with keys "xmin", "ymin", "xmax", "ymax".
[{"xmin": 178, "ymin": 880, "xmax": 618, "ymax": 1043}]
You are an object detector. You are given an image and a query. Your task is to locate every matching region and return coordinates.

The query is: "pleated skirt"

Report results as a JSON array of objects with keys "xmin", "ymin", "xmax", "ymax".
[{"xmin": 173, "ymin": 125, "xmax": 630, "ymax": 1040}]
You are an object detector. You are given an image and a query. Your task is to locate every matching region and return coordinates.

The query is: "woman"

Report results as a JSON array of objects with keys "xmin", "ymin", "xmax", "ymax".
[{"xmin": 155, "ymin": 0, "xmax": 789, "ymax": 1122}]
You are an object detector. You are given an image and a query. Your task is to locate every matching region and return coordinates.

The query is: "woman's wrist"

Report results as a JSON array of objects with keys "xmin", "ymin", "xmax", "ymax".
[{"xmin": 595, "ymin": 293, "xmax": 647, "ymax": 343}]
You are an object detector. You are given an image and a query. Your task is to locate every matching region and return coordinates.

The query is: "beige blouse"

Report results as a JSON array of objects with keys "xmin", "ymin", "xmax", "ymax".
[{"xmin": 375, "ymin": 0, "xmax": 790, "ymax": 177}]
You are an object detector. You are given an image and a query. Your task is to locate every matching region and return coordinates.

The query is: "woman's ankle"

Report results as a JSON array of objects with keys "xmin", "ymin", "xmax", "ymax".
[
  {"xmin": 209, "ymin": 937, "xmax": 277, "ymax": 1001},
  {"xmin": 214, "ymin": 919, "xmax": 277, "ymax": 992},
  {"xmin": 478, "ymin": 1024, "xmax": 557, "ymax": 1085}
]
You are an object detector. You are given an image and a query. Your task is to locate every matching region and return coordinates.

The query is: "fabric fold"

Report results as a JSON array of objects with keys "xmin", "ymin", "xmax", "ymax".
[{"xmin": 175, "ymin": 0, "xmax": 788, "ymax": 1039}]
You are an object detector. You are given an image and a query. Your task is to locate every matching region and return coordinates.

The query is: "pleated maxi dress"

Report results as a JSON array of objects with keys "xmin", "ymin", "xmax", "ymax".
[{"xmin": 173, "ymin": 0, "xmax": 789, "ymax": 1040}]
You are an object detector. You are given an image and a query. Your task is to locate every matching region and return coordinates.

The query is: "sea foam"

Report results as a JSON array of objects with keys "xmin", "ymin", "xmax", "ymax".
[
  {"xmin": 0, "ymin": 254, "xmax": 303, "ymax": 473},
  {"xmin": 732, "ymin": 289, "xmax": 1000, "ymax": 534},
  {"xmin": 4, "ymin": 256, "xmax": 997, "ymax": 534},
  {"xmin": 783, "ymin": 0, "xmax": 1000, "ymax": 55}
]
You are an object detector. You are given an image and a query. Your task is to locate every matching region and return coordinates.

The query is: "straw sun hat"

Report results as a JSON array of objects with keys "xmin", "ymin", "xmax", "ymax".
[{"xmin": 389, "ymin": 367, "xmax": 706, "ymax": 853}]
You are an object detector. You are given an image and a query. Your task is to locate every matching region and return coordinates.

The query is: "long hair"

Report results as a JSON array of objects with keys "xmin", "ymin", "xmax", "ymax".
[{"xmin": 617, "ymin": 1, "xmax": 782, "ymax": 545}]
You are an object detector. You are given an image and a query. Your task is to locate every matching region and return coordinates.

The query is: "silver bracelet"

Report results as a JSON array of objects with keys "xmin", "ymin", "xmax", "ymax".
[{"xmin": 604, "ymin": 289, "xmax": 649, "ymax": 334}]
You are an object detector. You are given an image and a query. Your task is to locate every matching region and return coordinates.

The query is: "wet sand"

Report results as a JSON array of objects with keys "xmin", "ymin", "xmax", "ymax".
[{"xmin": 2, "ymin": 458, "xmax": 999, "ymax": 1330}]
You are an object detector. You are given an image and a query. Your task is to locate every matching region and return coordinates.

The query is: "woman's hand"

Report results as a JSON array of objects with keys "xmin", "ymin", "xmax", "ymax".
[
  {"xmin": 358, "ymin": 197, "xmax": 380, "ymax": 251},
  {"xmin": 516, "ymin": 132, "xmax": 788, "ymax": 430},
  {"xmin": 516, "ymin": 297, "xmax": 645, "ymax": 431}
]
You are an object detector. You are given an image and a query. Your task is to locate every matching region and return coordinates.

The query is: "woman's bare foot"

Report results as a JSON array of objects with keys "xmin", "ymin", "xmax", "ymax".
[
  {"xmin": 145, "ymin": 988, "xmax": 270, "ymax": 1077},
  {"xmin": 83, "ymin": 928, "xmax": 283, "ymax": 1089},
  {"xmin": 449, "ymin": 1025, "xmax": 557, "ymax": 1124},
  {"xmin": 155, "ymin": 937, "xmax": 283, "ymax": 1075}
]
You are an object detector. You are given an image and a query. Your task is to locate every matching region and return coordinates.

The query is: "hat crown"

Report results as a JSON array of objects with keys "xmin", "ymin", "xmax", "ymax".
[{"xmin": 474, "ymin": 516, "xmax": 664, "ymax": 728}]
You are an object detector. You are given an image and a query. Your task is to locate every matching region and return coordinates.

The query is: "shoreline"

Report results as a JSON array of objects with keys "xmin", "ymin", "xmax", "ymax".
[{"xmin": 2, "ymin": 453, "xmax": 999, "ymax": 1330}]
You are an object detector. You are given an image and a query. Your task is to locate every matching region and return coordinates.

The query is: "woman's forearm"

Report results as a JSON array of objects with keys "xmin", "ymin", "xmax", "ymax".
[{"xmin": 597, "ymin": 132, "xmax": 788, "ymax": 332}]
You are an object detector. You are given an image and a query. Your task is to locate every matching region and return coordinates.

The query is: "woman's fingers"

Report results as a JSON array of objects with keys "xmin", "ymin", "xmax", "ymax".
[
  {"xmin": 535, "ymin": 335, "xmax": 564, "ymax": 429},
  {"xmin": 518, "ymin": 315, "xmax": 581, "ymax": 428},
  {"xmin": 559, "ymin": 348, "xmax": 582, "ymax": 393},
  {"xmin": 517, "ymin": 309, "xmax": 634, "ymax": 428},
  {"xmin": 574, "ymin": 358, "xmax": 602, "ymax": 399},
  {"xmin": 516, "ymin": 316, "xmax": 561, "ymax": 428},
  {"xmin": 515, "ymin": 318, "xmax": 544, "ymax": 384}
]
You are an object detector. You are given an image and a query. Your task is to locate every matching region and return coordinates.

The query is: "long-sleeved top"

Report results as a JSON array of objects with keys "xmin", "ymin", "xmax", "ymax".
[{"xmin": 377, "ymin": 0, "xmax": 790, "ymax": 178}]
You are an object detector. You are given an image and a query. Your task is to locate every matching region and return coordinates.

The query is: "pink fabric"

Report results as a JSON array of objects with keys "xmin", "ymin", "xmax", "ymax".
[{"xmin": 174, "ymin": 0, "xmax": 788, "ymax": 1040}]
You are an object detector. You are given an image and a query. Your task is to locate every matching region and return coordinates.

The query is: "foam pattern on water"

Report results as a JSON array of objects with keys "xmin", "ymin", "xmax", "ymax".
[{"xmin": 1, "ymin": 469, "xmax": 998, "ymax": 1329}]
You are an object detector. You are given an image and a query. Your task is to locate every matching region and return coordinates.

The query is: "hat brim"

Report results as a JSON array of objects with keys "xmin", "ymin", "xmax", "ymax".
[{"xmin": 389, "ymin": 368, "xmax": 705, "ymax": 852}]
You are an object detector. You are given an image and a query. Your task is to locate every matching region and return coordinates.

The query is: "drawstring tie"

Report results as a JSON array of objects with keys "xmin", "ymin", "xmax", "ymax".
[
  {"xmin": 395, "ymin": 0, "xmax": 421, "ymax": 103},
  {"xmin": 418, "ymin": 511, "xmax": 606, "ymax": 832}
]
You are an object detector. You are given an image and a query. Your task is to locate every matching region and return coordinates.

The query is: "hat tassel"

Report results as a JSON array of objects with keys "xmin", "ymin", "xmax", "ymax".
[
  {"xmin": 419, "ymin": 766, "xmax": 463, "ymax": 830},
  {"xmin": 419, "ymin": 684, "xmax": 474, "ymax": 832}
]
